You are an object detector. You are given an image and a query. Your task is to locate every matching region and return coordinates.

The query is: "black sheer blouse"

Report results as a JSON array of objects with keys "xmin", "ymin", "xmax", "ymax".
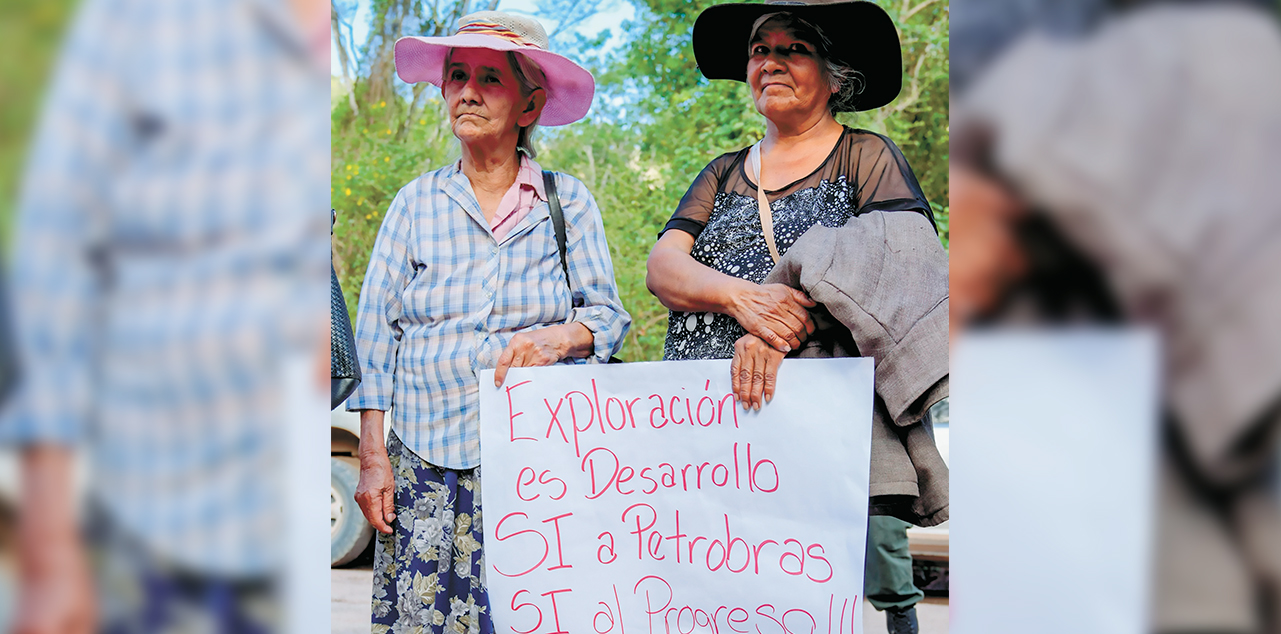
[{"xmin": 660, "ymin": 127, "xmax": 933, "ymax": 361}]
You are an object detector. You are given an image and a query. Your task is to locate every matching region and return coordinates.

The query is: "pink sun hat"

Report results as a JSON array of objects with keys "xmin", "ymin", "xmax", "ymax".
[{"xmin": 394, "ymin": 12, "xmax": 595, "ymax": 126}]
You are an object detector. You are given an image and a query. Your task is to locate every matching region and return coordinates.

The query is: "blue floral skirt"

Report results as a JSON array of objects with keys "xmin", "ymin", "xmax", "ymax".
[
  {"xmin": 88, "ymin": 504, "xmax": 278, "ymax": 634},
  {"xmin": 371, "ymin": 430, "xmax": 493, "ymax": 634}
]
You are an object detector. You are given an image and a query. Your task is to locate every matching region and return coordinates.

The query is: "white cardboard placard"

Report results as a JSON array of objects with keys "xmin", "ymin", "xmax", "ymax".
[
  {"xmin": 478, "ymin": 358, "xmax": 874, "ymax": 634},
  {"xmin": 952, "ymin": 330, "xmax": 1160, "ymax": 634}
]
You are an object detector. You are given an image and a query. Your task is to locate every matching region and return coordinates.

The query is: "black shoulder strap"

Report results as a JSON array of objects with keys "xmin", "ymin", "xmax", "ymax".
[{"xmin": 544, "ymin": 171, "xmax": 583, "ymax": 308}]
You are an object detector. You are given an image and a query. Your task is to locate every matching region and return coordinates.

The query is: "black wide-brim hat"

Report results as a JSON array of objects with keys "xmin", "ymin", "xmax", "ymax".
[{"xmin": 692, "ymin": 0, "xmax": 902, "ymax": 111}]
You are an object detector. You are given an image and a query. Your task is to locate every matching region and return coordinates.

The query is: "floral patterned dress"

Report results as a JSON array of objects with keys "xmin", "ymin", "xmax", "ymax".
[{"xmin": 371, "ymin": 430, "xmax": 491, "ymax": 634}]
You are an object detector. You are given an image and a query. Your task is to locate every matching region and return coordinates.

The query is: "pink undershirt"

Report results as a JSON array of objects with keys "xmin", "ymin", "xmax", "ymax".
[{"xmin": 489, "ymin": 155, "xmax": 546, "ymax": 242}]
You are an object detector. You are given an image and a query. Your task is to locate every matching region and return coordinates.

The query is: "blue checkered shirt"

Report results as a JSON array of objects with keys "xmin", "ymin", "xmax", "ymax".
[
  {"xmin": 2, "ymin": 0, "xmax": 329, "ymax": 576},
  {"xmin": 346, "ymin": 163, "xmax": 631, "ymax": 469}
]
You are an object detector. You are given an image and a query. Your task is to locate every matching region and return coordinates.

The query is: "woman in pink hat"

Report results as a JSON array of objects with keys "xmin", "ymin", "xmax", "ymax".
[{"xmin": 345, "ymin": 12, "xmax": 630, "ymax": 631}]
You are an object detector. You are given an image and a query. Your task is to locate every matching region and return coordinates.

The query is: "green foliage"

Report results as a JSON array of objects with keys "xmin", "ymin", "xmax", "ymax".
[
  {"xmin": 0, "ymin": 0, "xmax": 79, "ymax": 247},
  {"xmin": 536, "ymin": 116, "xmax": 674, "ymax": 360},
  {"xmin": 331, "ymin": 85, "xmax": 455, "ymax": 321},
  {"xmin": 331, "ymin": 0, "xmax": 949, "ymax": 362}
]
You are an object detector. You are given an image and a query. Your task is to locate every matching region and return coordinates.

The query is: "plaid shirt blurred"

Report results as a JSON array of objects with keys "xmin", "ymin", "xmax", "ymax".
[
  {"xmin": 2, "ymin": 0, "xmax": 329, "ymax": 576},
  {"xmin": 346, "ymin": 163, "xmax": 631, "ymax": 469}
]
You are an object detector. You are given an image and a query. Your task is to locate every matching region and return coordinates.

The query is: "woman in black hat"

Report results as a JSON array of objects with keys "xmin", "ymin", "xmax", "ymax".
[
  {"xmin": 645, "ymin": 4, "xmax": 945, "ymax": 633},
  {"xmin": 647, "ymin": 0, "xmax": 935, "ymax": 392}
]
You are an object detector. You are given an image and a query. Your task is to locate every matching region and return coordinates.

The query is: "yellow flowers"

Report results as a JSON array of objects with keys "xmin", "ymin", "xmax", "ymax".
[
  {"xmin": 384, "ymin": 156, "xmax": 390, "ymax": 162},
  {"xmin": 379, "ymin": 101, "xmax": 386, "ymax": 108},
  {"xmin": 419, "ymin": 119, "xmax": 426, "ymax": 125},
  {"xmin": 385, "ymin": 129, "xmax": 392, "ymax": 135},
  {"xmin": 345, "ymin": 188, "xmax": 351, "ymax": 196}
]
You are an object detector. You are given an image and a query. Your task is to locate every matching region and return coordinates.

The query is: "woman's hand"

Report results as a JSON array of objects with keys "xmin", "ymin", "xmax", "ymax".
[
  {"xmin": 731, "ymin": 333, "xmax": 787, "ymax": 411},
  {"xmin": 949, "ymin": 164, "xmax": 1028, "ymax": 337},
  {"xmin": 494, "ymin": 323, "xmax": 594, "ymax": 386},
  {"xmin": 729, "ymin": 283, "xmax": 816, "ymax": 353},
  {"xmin": 14, "ymin": 537, "xmax": 95, "ymax": 634},
  {"xmin": 355, "ymin": 450, "xmax": 397, "ymax": 535},
  {"xmin": 647, "ymin": 230, "xmax": 814, "ymax": 351},
  {"xmin": 15, "ymin": 447, "xmax": 95, "ymax": 634},
  {"xmin": 354, "ymin": 410, "xmax": 396, "ymax": 535}
]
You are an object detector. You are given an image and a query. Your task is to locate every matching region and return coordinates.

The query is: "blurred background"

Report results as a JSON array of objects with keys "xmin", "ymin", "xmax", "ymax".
[
  {"xmin": 0, "ymin": 0, "xmax": 78, "ymax": 246},
  {"xmin": 0, "ymin": 0, "xmax": 83, "ymax": 628},
  {"xmin": 0, "ymin": 0, "xmax": 331, "ymax": 632},
  {"xmin": 950, "ymin": 0, "xmax": 1281, "ymax": 632}
]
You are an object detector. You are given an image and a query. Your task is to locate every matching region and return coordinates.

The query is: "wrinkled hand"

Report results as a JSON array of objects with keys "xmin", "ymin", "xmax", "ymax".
[
  {"xmin": 15, "ymin": 536, "xmax": 96, "ymax": 634},
  {"xmin": 494, "ymin": 324, "xmax": 590, "ymax": 387},
  {"xmin": 731, "ymin": 333, "xmax": 786, "ymax": 411},
  {"xmin": 730, "ymin": 284, "xmax": 816, "ymax": 353},
  {"xmin": 949, "ymin": 164, "xmax": 1028, "ymax": 336},
  {"xmin": 355, "ymin": 450, "xmax": 397, "ymax": 535}
]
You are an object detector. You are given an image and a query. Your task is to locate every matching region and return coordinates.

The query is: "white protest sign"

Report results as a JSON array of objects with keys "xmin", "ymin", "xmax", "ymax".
[
  {"xmin": 951, "ymin": 330, "xmax": 1159, "ymax": 634},
  {"xmin": 478, "ymin": 358, "xmax": 874, "ymax": 634}
]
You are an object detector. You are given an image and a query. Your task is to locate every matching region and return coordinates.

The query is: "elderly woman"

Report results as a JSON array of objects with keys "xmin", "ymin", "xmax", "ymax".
[
  {"xmin": 346, "ymin": 12, "xmax": 630, "ymax": 633},
  {"xmin": 646, "ymin": 2, "xmax": 947, "ymax": 632}
]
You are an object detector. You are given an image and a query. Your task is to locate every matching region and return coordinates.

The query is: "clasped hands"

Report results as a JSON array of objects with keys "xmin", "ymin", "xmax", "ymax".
[
  {"xmin": 728, "ymin": 283, "xmax": 816, "ymax": 411},
  {"xmin": 485, "ymin": 287, "xmax": 814, "ymax": 411}
]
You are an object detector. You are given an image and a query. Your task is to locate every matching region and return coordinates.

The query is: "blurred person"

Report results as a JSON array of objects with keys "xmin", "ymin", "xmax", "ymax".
[
  {"xmin": 952, "ymin": 1, "xmax": 1281, "ymax": 630},
  {"xmin": 646, "ymin": 2, "xmax": 948, "ymax": 631},
  {"xmin": 0, "ymin": 0, "xmax": 331, "ymax": 632},
  {"xmin": 950, "ymin": 0, "xmax": 1110, "ymax": 92},
  {"xmin": 345, "ymin": 12, "xmax": 630, "ymax": 632}
]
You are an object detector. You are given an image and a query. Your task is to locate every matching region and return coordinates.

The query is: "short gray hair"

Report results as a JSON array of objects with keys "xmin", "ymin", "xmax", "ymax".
[
  {"xmin": 508, "ymin": 52, "xmax": 546, "ymax": 158},
  {"xmin": 442, "ymin": 49, "xmax": 548, "ymax": 158},
  {"xmin": 823, "ymin": 58, "xmax": 867, "ymax": 113}
]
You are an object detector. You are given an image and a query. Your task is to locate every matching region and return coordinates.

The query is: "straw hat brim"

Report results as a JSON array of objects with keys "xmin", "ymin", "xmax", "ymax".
[
  {"xmin": 692, "ymin": 1, "xmax": 902, "ymax": 112},
  {"xmin": 394, "ymin": 34, "xmax": 596, "ymax": 126}
]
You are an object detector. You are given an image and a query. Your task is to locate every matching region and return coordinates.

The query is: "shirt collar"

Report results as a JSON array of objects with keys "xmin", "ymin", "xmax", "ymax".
[
  {"xmin": 450, "ymin": 154, "xmax": 546, "ymax": 200},
  {"xmin": 516, "ymin": 154, "xmax": 547, "ymax": 202}
]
